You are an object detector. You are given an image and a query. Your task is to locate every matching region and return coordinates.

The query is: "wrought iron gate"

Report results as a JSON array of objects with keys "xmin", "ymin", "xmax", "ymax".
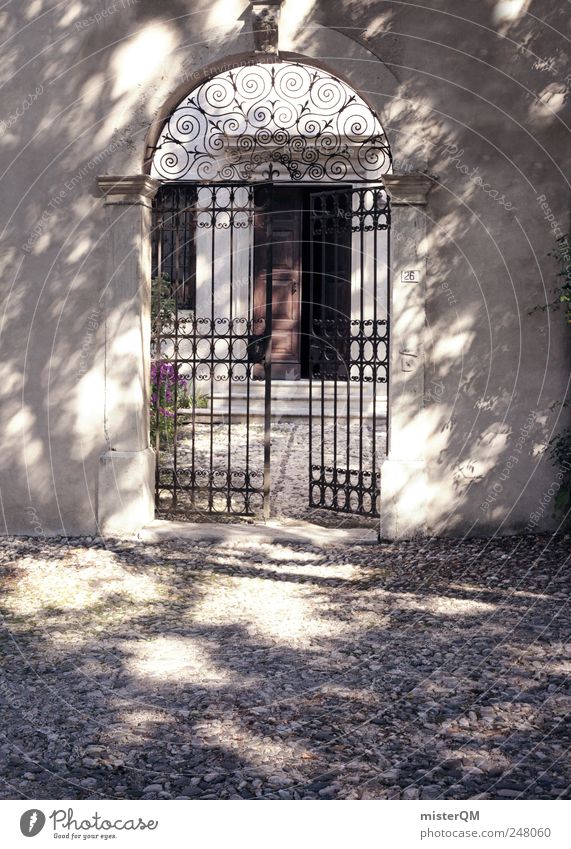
[
  {"xmin": 151, "ymin": 181, "xmax": 389, "ymax": 521},
  {"xmin": 308, "ymin": 187, "xmax": 389, "ymax": 516}
]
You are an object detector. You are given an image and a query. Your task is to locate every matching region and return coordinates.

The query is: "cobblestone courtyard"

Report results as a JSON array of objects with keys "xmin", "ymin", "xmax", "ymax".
[{"xmin": 0, "ymin": 533, "xmax": 569, "ymax": 800}]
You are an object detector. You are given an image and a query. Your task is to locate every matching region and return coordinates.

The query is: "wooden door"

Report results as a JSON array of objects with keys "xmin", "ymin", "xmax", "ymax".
[{"xmin": 254, "ymin": 187, "xmax": 302, "ymax": 379}]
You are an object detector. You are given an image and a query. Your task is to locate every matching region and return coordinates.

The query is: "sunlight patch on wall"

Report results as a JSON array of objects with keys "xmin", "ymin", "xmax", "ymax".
[
  {"xmin": 279, "ymin": 0, "xmax": 318, "ymax": 51},
  {"xmin": 112, "ymin": 24, "xmax": 176, "ymax": 99},
  {"xmin": 413, "ymin": 407, "xmax": 451, "ymax": 456},
  {"xmin": 114, "ymin": 709, "xmax": 166, "ymax": 736},
  {"xmin": 529, "ymin": 83, "xmax": 568, "ymax": 126},
  {"xmin": 78, "ymin": 74, "xmax": 107, "ymax": 111},
  {"xmin": 4, "ymin": 406, "xmax": 47, "ymax": 491},
  {"xmin": 58, "ymin": 4, "xmax": 87, "ymax": 28},
  {"xmin": 203, "ymin": 546, "xmax": 356, "ymax": 585},
  {"xmin": 431, "ymin": 317, "xmax": 476, "ymax": 377},
  {"xmin": 480, "ymin": 423, "xmax": 511, "ymax": 453},
  {"xmin": 206, "ymin": 0, "xmax": 248, "ymax": 33},
  {"xmin": 30, "ymin": 232, "xmax": 52, "ymax": 255},
  {"xmin": 491, "ymin": 0, "xmax": 529, "ymax": 26},
  {"xmin": 25, "ymin": 0, "xmax": 43, "ymax": 20},
  {"xmin": 76, "ymin": 371, "xmax": 104, "ymax": 439},
  {"xmin": 254, "ymin": 546, "xmax": 322, "ymax": 564},
  {"xmin": 151, "ymin": 61, "xmax": 390, "ymax": 183}
]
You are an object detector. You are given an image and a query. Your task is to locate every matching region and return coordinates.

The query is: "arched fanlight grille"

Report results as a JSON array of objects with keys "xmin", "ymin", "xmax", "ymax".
[{"xmin": 150, "ymin": 62, "xmax": 392, "ymax": 183}]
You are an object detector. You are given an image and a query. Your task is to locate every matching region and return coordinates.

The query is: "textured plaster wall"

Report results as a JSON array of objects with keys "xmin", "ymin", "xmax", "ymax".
[{"xmin": 0, "ymin": 0, "xmax": 569, "ymax": 535}]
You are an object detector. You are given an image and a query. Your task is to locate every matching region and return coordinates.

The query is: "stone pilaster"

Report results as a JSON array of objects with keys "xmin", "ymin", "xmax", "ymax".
[
  {"xmin": 96, "ymin": 174, "xmax": 160, "ymax": 535},
  {"xmin": 381, "ymin": 173, "xmax": 433, "ymax": 539}
]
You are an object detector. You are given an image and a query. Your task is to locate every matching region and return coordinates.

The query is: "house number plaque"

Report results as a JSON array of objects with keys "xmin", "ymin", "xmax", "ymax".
[{"xmin": 401, "ymin": 269, "xmax": 419, "ymax": 282}]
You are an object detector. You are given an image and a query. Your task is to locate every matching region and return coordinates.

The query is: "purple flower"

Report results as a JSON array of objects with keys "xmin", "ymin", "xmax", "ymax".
[{"xmin": 150, "ymin": 360, "xmax": 189, "ymax": 422}]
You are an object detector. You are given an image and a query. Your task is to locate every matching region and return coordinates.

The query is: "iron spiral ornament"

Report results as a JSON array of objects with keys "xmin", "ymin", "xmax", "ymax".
[{"xmin": 151, "ymin": 62, "xmax": 391, "ymax": 183}]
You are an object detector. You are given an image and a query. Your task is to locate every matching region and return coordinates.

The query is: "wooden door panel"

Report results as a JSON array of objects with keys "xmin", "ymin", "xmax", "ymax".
[{"xmin": 253, "ymin": 188, "xmax": 302, "ymax": 378}]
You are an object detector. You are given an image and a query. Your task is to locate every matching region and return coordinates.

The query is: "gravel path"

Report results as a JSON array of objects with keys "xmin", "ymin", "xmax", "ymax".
[{"xmin": 0, "ymin": 533, "xmax": 569, "ymax": 800}]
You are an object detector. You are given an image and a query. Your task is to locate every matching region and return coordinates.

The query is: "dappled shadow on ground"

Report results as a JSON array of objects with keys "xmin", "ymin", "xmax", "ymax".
[{"xmin": 0, "ymin": 533, "xmax": 569, "ymax": 800}]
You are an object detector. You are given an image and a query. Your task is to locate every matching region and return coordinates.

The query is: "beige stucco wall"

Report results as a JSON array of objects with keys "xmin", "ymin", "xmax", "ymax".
[{"xmin": 0, "ymin": 0, "xmax": 569, "ymax": 536}]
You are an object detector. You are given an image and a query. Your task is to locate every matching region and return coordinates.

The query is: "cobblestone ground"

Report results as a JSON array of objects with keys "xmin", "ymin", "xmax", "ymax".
[{"xmin": 0, "ymin": 533, "xmax": 569, "ymax": 800}]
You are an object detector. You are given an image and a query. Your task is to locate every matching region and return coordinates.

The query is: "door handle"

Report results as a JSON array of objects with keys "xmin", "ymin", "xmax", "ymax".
[{"xmin": 291, "ymin": 282, "xmax": 297, "ymax": 294}]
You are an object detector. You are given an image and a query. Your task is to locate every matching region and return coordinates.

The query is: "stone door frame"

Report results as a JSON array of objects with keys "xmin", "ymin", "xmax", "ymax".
[{"xmin": 95, "ymin": 50, "xmax": 432, "ymax": 538}]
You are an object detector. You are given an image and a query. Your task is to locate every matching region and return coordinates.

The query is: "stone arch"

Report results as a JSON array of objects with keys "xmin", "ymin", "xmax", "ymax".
[
  {"xmin": 142, "ymin": 39, "xmax": 401, "ymax": 177},
  {"xmin": 148, "ymin": 58, "xmax": 392, "ymax": 184}
]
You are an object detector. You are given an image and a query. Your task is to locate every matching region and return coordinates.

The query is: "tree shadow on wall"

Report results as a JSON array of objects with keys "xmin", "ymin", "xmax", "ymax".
[{"xmin": 0, "ymin": 1, "xmax": 569, "ymax": 538}]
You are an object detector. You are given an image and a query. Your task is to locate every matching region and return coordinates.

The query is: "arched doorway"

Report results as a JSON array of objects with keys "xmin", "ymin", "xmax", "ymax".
[{"xmin": 149, "ymin": 59, "xmax": 392, "ymax": 524}]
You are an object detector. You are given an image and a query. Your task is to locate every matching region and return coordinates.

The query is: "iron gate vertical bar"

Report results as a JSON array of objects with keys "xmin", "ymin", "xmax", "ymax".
[
  {"xmin": 152, "ymin": 179, "xmax": 388, "ymax": 522},
  {"xmin": 372, "ymin": 191, "xmax": 378, "ymax": 512},
  {"xmin": 190, "ymin": 189, "xmax": 197, "ymax": 511},
  {"xmin": 345, "ymin": 197, "xmax": 351, "ymax": 506},
  {"xmin": 385, "ymin": 221, "xmax": 391, "ymax": 458},
  {"xmin": 246, "ymin": 186, "xmax": 254, "ymax": 512},
  {"xmin": 208, "ymin": 186, "xmax": 216, "ymax": 511},
  {"xmin": 333, "ymin": 195, "xmax": 340, "ymax": 510},
  {"xmin": 320, "ymin": 205, "xmax": 325, "ymax": 489},
  {"xmin": 172, "ymin": 201, "xmax": 181, "ymax": 511},
  {"xmin": 227, "ymin": 187, "xmax": 235, "ymax": 512},
  {"xmin": 358, "ymin": 198, "xmax": 365, "ymax": 512},
  {"xmin": 263, "ymin": 181, "xmax": 274, "ymax": 520},
  {"xmin": 308, "ymin": 195, "xmax": 314, "ymax": 512},
  {"xmin": 154, "ymin": 201, "xmax": 163, "ymax": 509}
]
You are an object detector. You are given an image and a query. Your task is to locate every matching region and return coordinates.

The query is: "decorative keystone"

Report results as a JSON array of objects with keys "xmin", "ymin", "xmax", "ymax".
[{"xmin": 250, "ymin": 0, "xmax": 284, "ymax": 54}]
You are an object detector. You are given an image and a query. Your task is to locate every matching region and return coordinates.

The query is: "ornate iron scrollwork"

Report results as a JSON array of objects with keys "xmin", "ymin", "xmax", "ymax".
[{"xmin": 151, "ymin": 62, "xmax": 392, "ymax": 183}]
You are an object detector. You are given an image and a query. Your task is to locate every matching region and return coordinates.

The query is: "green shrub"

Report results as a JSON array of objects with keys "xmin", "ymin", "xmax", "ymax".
[
  {"xmin": 150, "ymin": 275, "xmax": 208, "ymax": 448},
  {"xmin": 546, "ymin": 235, "xmax": 571, "ymax": 512}
]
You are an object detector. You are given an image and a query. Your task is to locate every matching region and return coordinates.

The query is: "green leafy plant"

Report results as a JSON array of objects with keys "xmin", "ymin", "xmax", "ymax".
[
  {"xmin": 151, "ymin": 272, "xmax": 176, "ymax": 325},
  {"xmin": 546, "ymin": 235, "xmax": 571, "ymax": 512},
  {"xmin": 548, "ymin": 427, "xmax": 571, "ymax": 511},
  {"xmin": 531, "ymin": 235, "xmax": 571, "ymax": 319},
  {"xmin": 178, "ymin": 388, "xmax": 208, "ymax": 409},
  {"xmin": 550, "ymin": 234, "xmax": 571, "ymax": 322},
  {"xmin": 150, "ymin": 275, "xmax": 208, "ymax": 448}
]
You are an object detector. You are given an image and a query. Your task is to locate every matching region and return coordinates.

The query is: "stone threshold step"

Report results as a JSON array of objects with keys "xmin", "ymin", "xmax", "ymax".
[
  {"xmin": 178, "ymin": 407, "xmax": 388, "ymax": 422},
  {"xmin": 139, "ymin": 519, "xmax": 378, "ymax": 546},
  {"xmin": 210, "ymin": 384, "xmax": 387, "ymax": 398}
]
